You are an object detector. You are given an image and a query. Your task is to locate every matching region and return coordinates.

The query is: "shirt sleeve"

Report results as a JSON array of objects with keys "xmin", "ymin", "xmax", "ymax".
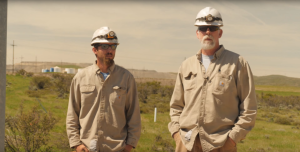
[
  {"xmin": 125, "ymin": 74, "xmax": 141, "ymax": 148},
  {"xmin": 168, "ymin": 65, "xmax": 185, "ymax": 136},
  {"xmin": 229, "ymin": 58, "xmax": 257, "ymax": 143},
  {"xmin": 66, "ymin": 75, "xmax": 82, "ymax": 148}
]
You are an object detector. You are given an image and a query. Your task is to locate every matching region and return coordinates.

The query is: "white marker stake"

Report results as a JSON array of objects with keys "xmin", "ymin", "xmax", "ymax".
[{"xmin": 154, "ymin": 107, "xmax": 157, "ymax": 122}]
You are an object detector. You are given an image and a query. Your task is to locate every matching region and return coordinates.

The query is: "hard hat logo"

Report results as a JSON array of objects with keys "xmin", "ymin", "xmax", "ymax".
[
  {"xmin": 194, "ymin": 7, "xmax": 223, "ymax": 27},
  {"xmin": 207, "ymin": 14, "xmax": 213, "ymax": 22},
  {"xmin": 195, "ymin": 14, "xmax": 223, "ymax": 22},
  {"xmin": 108, "ymin": 31, "xmax": 115, "ymax": 37}
]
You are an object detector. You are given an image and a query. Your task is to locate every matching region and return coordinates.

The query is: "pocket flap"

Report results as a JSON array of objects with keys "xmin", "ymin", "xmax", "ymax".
[
  {"xmin": 113, "ymin": 86, "xmax": 126, "ymax": 92},
  {"xmin": 184, "ymin": 71, "xmax": 197, "ymax": 78},
  {"xmin": 81, "ymin": 85, "xmax": 96, "ymax": 93},
  {"xmin": 218, "ymin": 73, "xmax": 232, "ymax": 80}
]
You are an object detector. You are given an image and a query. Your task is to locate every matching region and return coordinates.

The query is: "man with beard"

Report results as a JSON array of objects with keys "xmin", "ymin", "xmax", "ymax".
[
  {"xmin": 66, "ymin": 26, "xmax": 141, "ymax": 152},
  {"xmin": 168, "ymin": 7, "xmax": 257, "ymax": 152}
]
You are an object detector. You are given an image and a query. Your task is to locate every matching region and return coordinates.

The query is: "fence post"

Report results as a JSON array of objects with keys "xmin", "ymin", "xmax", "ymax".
[{"xmin": 154, "ymin": 107, "xmax": 157, "ymax": 122}]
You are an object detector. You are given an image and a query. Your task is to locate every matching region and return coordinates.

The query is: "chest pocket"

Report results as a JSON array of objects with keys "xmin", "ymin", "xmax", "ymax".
[
  {"xmin": 110, "ymin": 86, "xmax": 127, "ymax": 107},
  {"xmin": 80, "ymin": 85, "xmax": 96, "ymax": 105},
  {"xmin": 213, "ymin": 73, "xmax": 232, "ymax": 94},
  {"xmin": 183, "ymin": 72, "xmax": 197, "ymax": 91}
]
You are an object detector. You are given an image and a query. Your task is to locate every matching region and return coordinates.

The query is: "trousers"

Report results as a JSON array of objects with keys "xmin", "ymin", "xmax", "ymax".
[{"xmin": 174, "ymin": 134, "xmax": 237, "ymax": 152}]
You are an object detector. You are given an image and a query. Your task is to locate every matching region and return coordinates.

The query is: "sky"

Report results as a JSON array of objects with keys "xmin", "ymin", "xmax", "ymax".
[{"xmin": 6, "ymin": 1, "xmax": 300, "ymax": 78}]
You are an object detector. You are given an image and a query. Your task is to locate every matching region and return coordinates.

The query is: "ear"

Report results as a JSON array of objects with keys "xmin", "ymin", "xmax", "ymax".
[
  {"xmin": 92, "ymin": 47, "xmax": 97, "ymax": 54},
  {"xmin": 218, "ymin": 29, "xmax": 223, "ymax": 38},
  {"xmin": 196, "ymin": 30, "xmax": 201, "ymax": 40}
]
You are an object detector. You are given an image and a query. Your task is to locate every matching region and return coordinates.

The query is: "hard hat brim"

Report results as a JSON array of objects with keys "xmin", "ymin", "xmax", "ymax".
[
  {"xmin": 91, "ymin": 39, "xmax": 119, "ymax": 46},
  {"xmin": 194, "ymin": 21, "xmax": 223, "ymax": 27}
]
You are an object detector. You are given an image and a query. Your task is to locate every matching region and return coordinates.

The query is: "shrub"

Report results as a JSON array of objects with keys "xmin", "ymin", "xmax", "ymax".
[
  {"xmin": 16, "ymin": 69, "xmax": 27, "ymax": 76},
  {"xmin": 257, "ymin": 93, "xmax": 300, "ymax": 108},
  {"xmin": 146, "ymin": 81, "xmax": 161, "ymax": 94},
  {"xmin": 159, "ymin": 85, "xmax": 174, "ymax": 97},
  {"xmin": 16, "ymin": 69, "xmax": 34, "ymax": 77},
  {"xmin": 137, "ymin": 82, "xmax": 150, "ymax": 103},
  {"xmin": 26, "ymin": 90, "xmax": 42, "ymax": 98},
  {"xmin": 140, "ymin": 104, "xmax": 151, "ymax": 114},
  {"xmin": 6, "ymin": 80, "xmax": 11, "ymax": 87},
  {"xmin": 137, "ymin": 81, "xmax": 174, "ymax": 114},
  {"xmin": 31, "ymin": 76, "xmax": 52, "ymax": 89},
  {"xmin": 151, "ymin": 135, "xmax": 174, "ymax": 152},
  {"xmin": 51, "ymin": 73, "xmax": 73, "ymax": 98},
  {"xmin": 26, "ymin": 72, "xmax": 34, "ymax": 77},
  {"xmin": 5, "ymin": 103, "xmax": 57, "ymax": 152},
  {"xmin": 274, "ymin": 116, "xmax": 292, "ymax": 125}
]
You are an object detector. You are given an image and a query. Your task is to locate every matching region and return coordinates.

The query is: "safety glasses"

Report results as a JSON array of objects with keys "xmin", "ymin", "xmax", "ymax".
[
  {"xmin": 99, "ymin": 44, "xmax": 118, "ymax": 50},
  {"xmin": 198, "ymin": 26, "xmax": 220, "ymax": 32}
]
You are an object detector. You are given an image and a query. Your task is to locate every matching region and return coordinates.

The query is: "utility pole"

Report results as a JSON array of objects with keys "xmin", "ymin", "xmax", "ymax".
[
  {"xmin": 11, "ymin": 40, "xmax": 16, "ymax": 73},
  {"xmin": 35, "ymin": 56, "xmax": 37, "ymax": 73},
  {"xmin": 0, "ymin": 0, "xmax": 8, "ymax": 151}
]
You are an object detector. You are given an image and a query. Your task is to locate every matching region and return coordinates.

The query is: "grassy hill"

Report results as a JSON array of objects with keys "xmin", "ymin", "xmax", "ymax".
[{"xmin": 254, "ymin": 75, "xmax": 300, "ymax": 87}]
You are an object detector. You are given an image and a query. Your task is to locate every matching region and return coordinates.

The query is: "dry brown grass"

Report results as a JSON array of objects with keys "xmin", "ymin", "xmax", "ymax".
[{"xmin": 135, "ymin": 78, "xmax": 175, "ymax": 86}]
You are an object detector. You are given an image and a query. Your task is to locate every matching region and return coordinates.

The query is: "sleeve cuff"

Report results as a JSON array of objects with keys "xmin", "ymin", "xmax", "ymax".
[
  {"xmin": 229, "ymin": 130, "xmax": 245, "ymax": 144},
  {"xmin": 69, "ymin": 140, "xmax": 82, "ymax": 148},
  {"xmin": 168, "ymin": 122, "xmax": 180, "ymax": 136},
  {"xmin": 126, "ymin": 138, "xmax": 138, "ymax": 148}
]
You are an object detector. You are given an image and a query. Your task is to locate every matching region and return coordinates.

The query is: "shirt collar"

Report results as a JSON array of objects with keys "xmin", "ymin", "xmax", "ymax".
[
  {"xmin": 196, "ymin": 45, "xmax": 225, "ymax": 62},
  {"xmin": 93, "ymin": 60, "xmax": 116, "ymax": 75}
]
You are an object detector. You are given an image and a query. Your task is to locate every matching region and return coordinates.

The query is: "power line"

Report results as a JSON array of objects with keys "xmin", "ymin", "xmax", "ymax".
[{"xmin": 13, "ymin": 44, "xmax": 183, "ymax": 65}]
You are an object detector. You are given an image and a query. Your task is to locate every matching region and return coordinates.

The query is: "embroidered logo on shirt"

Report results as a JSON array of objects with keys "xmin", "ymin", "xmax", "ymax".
[
  {"xmin": 113, "ymin": 86, "xmax": 121, "ymax": 89},
  {"xmin": 219, "ymin": 81, "xmax": 225, "ymax": 87}
]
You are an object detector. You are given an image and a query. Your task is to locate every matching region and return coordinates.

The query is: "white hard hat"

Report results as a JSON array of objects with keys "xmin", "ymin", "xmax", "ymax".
[
  {"xmin": 194, "ymin": 7, "xmax": 223, "ymax": 27},
  {"xmin": 91, "ymin": 26, "xmax": 119, "ymax": 46}
]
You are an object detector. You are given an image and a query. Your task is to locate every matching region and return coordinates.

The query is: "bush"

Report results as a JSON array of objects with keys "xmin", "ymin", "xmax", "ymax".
[
  {"xmin": 26, "ymin": 72, "xmax": 34, "ymax": 77},
  {"xmin": 274, "ymin": 116, "xmax": 292, "ymax": 125},
  {"xmin": 16, "ymin": 69, "xmax": 27, "ymax": 76},
  {"xmin": 146, "ymin": 81, "xmax": 161, "ymax": 94},
  {"xmin": 151, "ymin": 135, "xmax": 174, "ymax": 152},
  {"xmin": 51, "ymin": 73, "xmax": 73, "ymax": 98},
  {"xmin": 26, "ymin": 90, "xmax": 42, "ymax": 98},
  {"xmin": 31, "ymin": 76, "xmax": 52, "ymax": 89},
  {"xmin": 16, "ymin": 69, "xmax": 34, "ymax": 77},
  {"xmin": 159, "ymin": 85, "xmax": 174, "ymax": 97},
  {"xmin": 257, "ymin": 93, "xmax": 300, "ymax": 108},
  {"xmin": 6, "ymin": 80, "xmax": 11, "ymax": 87},
  {"xmin": 137, "ymin": 81, "xmax": 174, "ymax": 114},
  {"xmin": 5, "ymin": 103, "xmax": 57, "ymax": 152}
]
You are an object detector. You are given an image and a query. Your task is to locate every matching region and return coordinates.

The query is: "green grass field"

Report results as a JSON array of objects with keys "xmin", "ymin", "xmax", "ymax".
[
  {"xmin": 5, "ymin": 74, "xmax": 300, "ymax": 151},
  {"xmin": 55, "ymin": 65, "xmax": 83, "ymax": 69},
  {"xmin": 256, "ymin": 85, "xmax": 300, "ymax": 96}
]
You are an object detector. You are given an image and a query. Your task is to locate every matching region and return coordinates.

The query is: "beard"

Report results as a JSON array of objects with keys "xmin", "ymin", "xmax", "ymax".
[
  {"xmin": 201, "ymin": 35, "xmax": 216, "ymax": 50},
  {"xmin": 103, "ymin": 58, "xmax": 114, "ymax": 67},
  {"xmin": 99, "ymin": 53, "xmax": 114, "ymax": 67}
]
